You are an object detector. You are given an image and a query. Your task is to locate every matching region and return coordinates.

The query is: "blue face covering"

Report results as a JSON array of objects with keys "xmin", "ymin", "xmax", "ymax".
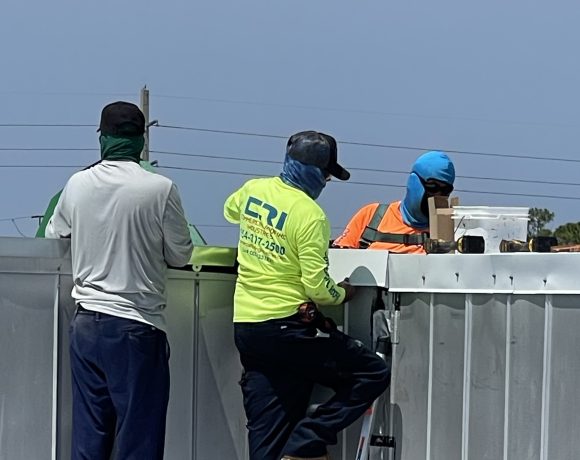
[
  {"xmin": 280, "ymin": 154, "xmax": 327, "ymax": 200},
  {"xmin": 400, "ymin": 151, "xmax": 456, "ymax": 228}
]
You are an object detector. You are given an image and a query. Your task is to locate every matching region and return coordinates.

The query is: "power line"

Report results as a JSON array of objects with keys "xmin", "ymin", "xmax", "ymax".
[
  {"xmin": 0, "ymin": 165, "xmax": 82, "ymax": 168},
  {"xmin": 154, "ymin": 124, "xmax": 579, "ymax": 164},
  {"xmin": 0, "ymin": 215, "xmax": 34, "ymax": 237},
  {"xmin": 157, "ymin": 124, "xmax": 284, "ymax": 140},
  {"xmin": 0, "ymin": 90, "xmax": 135, "ymax": 98},
  {"xmin": 0, "ymin": 214, "xmax": 339, "ymax": 231},
  {"xmin": 1, "ymin": 90, "xmax": 568, "ymax": 129},
  {"xmin": 0, "ymin": 144, "xmax": 577, "ymax": 187},
  {"xmin": 161, "ymin": 165, "xmax": 265, "ymax": 178},
  {"xmin": 0, "ymin": 120, "xmax": 576, "ymax": 163},
  {"xmin": 151, "ymin": 149, "xmax": 278, "ymax": 163},
  {"xmin": 10, "ymin": 220, "xmax": 27, "ymax": 237},
  {"xmin": 0, "ymin": 216, "xmax": 36, "ymax": 222},
  {"xmin": 152, "ymin": 93, "xmax": 577, "ymax": 129},
  {"xmin": 2, "ymin": 162, "xmax": 579, "ymax": 201},
  {"xmin": 0, "ymin": 123, "xmax": 95, "ymax": 128},
  {"xmin": 157, "ymin": 165, "xmax": 580, "ymax": 201},
  {"xmin": 151, "ymin": 149, "xmax": 580, "ymax": 188},
  {"xmin": 0, "ymin": 148, "xmax": 97, "ymax": 152},
  {"xmin": 1, "ymin": 162, "xmax": 579, "ymax": 200}
]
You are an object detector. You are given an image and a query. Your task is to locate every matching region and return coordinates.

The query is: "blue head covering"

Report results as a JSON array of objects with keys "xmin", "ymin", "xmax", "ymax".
[
  {"xmin": 280, "ymin": 154, "xmax": 327, "ymax": 200},
  {"xmin": 400, "ymin": 151, "xmax": 455, "ymax": 229}
]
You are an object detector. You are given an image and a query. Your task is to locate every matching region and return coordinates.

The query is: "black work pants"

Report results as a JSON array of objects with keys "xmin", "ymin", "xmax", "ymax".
[
  {"xmin": 69, "ymin": 307, "xmax": 170, "ymax": 460},
  {"xmin": 234, "ymin": 316, "xmax": 390, "ymax": 460}
]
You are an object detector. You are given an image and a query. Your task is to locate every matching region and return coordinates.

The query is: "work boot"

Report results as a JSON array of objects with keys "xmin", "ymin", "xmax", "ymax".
[{"xmin": 281, "ymin": 455, "xmax": 330, "ymax": 460}]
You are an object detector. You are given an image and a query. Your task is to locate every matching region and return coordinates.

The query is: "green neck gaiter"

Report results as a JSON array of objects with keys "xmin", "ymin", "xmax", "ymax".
[{"xmin": 100, "ymin": 134, "xmax": 145, "ymax": 162}]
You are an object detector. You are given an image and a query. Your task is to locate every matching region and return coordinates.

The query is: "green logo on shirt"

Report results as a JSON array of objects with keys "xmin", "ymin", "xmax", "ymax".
[{"xmin": 244, "ymin": 196, "xmax": 288, "ymax": 231}]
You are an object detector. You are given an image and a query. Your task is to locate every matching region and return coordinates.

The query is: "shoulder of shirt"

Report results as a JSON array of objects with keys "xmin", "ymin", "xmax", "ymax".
[
  {"xmin": 76, "ymin": 162, "xmax": 174, "ymax": 187},
  {"xmin": 359, "ymin": 201, "xmax": 401, "ymax": 213},
  {"xmin": 235, "ymin": 176, "xmax": 278, "ymax": 193},
  {"xmin": 242, "ymin": 176, "xmax": 272, "ymax": 188},
  {"xmin": 353, "ymin": 202, "xmax": 382, "ymax": 215},
  {"xmin": 344, "ymin": 201, "xmax": 399, "ymax": 226},
  {"xmin": 139, "ymin": 168, "xmax": 175, "ymax": 187}
]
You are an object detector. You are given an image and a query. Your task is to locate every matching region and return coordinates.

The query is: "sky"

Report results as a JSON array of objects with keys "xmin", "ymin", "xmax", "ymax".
[{"xmin": 1, "ymin": 0, "xmax": 580, "ymax": 246}]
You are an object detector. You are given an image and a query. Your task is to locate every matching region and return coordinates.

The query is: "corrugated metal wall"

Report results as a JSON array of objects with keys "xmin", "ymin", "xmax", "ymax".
[
  {"xmin": 2, "ymin": 241, "xmax": 580, "ymax": 460},
  {"xmin": 0, "ymin": 238, "xmax": 246, "ymax": 460}
]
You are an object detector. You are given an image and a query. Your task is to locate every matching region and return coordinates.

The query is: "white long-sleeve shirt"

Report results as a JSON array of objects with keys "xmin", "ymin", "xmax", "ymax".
[{"xmin": 46, "ymin": 161, "xmax": 193, "ymax": 331}]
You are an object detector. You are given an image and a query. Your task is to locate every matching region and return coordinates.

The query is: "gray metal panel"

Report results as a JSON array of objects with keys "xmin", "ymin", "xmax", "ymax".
[
  {"xmin": 396, "ymin": 293, "xmax": 430, "ymax": 460},
  {"xmin": 0, "ymin": 237, "xmax": 72, "ymax": 276},
  {"xmin": 329, "ymin": 287, "xmax": 378, "ymax": 459},
  {"xmin": 344, "ymin": 287, "xmax": 377, "ymax": 348},
  {"xmin": 506, "ymin": 295, "xmax": 544, "ymax": 460},
  {"xmin": 0, "ymin": 236, "xmax": 70, "ymax": 259},
  {"xmin": 547, "ymin": 295, "xmax": 580, "ymax": 460},
  {"xmin": 5, "ymin": 241, "xmax": 580, "ymax": 460},
  {"xmin": 429, "ymin": 294, "xmax": 465, "ymax": 460},
  {"xmin": 468, "ymin": 294, "xmax": 507, "ymax": 460},
  {"xmin": 195, "ymin": 273, "xmax": 246, "ymax": 460},
  {"xmin": 0, "ymin": 273, "xmax": 56, "ymax": 460},
  {"xmin": 56, "ymin": 274, "xmax": 76, "ymax": 460},
  {"xmin": 51, "ymin": 267, "xmax": 244, "ymax": 460},
  {"xmin": 164, "ymin": 272, "xmax": 196, "ymax": 460}
]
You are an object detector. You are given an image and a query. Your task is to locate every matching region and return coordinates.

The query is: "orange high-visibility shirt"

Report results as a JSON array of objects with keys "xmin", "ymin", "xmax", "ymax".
[{"xmin": 333, "ymin": 201, "xmax": 426, "ymax": 254}]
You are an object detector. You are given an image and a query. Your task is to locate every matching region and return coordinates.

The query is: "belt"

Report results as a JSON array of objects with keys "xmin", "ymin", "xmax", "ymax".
[{"xmin": 77, "ymin": 305, "xmax": 96, "ymax": 314}]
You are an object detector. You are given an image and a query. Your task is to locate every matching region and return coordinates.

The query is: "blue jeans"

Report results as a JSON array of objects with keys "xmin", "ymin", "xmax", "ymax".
[
  {"xmin": 69, "ymin": 306, "xmax": 170, "ymax": 460},
  {"xmin": 234, "ymin": 316, "xmax": 390, "ymax": 460}
]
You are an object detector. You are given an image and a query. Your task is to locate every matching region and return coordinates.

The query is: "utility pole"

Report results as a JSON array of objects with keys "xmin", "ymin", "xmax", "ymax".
[{"xmin": 140, "ymin": 86, "xmax": 150, "ymax": 161}]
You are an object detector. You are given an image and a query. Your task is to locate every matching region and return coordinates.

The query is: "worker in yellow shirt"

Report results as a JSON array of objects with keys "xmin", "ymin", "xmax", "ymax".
[
  {"xmin": 224, "ymin": 131, "xmax": 390, "ymax": 460},
  {"xmin": 333, "ymin": 150, "xmax": 455, "ymax": 253}
]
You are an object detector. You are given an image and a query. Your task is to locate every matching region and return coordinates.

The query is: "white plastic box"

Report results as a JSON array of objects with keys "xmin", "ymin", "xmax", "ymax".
[{"xmin": 452, "ymin": 206, "xmax": 529, "ymax": 253}]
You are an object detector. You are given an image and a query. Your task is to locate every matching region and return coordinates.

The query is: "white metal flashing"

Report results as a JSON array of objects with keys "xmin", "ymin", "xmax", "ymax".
[
  {"xmin": 388, "ymin": 253, "xmax": 580, "ymax": 294},
  {"xmin": 328, "ymin": 249, "xmax": 389, "ymax": 287}
]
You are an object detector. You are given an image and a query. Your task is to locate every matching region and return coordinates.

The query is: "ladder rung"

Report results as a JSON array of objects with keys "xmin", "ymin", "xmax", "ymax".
[{"xmin": 370, "ymin": 435, "xmax": 395, "ymax": 448}]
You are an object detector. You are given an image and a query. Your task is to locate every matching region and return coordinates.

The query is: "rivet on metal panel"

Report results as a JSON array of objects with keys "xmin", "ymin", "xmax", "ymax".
[
  {"xmin": 492, "ymin": 274, "xmax": 496, "ymax": 284},
  {"xmin": 509, "ymin": 275, "xmax": 514, "ymax": 285},
  {"xmin": 422, "ymin": 274, "xmax": 426, "ymax": 285},
  {"xmin": 455, "ymin": 272, "xmax": 459, "ymax": 282}
]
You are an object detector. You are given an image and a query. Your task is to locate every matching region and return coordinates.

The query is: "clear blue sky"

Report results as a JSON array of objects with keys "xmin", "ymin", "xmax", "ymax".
[{"xmin": 1, "ymin": 0, "xmax": 579, "ymax": 245}]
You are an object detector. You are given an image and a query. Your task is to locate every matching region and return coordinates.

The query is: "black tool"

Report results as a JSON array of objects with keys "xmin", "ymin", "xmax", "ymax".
[
  {"xmin": 424, "ymin": 235, "xmax": 485, "ymax": 254},
  {"xmin": 500, "ymin": 236, "xmax": 558, "ymax": 253}
]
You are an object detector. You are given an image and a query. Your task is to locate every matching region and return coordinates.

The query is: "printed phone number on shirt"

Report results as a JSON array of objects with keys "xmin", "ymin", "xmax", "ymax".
[{"xmin": 240, "ymin": 229, "xmax": 286, "ymax": 255}]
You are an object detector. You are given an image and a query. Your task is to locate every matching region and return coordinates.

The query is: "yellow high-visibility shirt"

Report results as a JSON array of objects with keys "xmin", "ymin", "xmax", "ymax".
[{"xmin": 224, "ymin": 177, "xmax": 345, "ymax": 322}]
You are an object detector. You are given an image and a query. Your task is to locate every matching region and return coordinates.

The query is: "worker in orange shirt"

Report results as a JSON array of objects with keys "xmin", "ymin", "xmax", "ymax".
[{"xmin": 333, "ymin": 151, "xmax": 455, "ymax": 253}]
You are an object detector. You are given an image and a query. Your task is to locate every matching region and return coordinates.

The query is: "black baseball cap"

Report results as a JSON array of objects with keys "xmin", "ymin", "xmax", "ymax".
[
  {"xmin": 98, "ymin": 101, "xmax": 145, "ymax": 137},
  {"xmin": 286, "ymin": 131, "xmax": 350, "ymax": 180}
]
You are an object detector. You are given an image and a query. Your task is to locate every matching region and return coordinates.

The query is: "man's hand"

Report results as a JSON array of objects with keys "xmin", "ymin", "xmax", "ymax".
[{"xmin": 338, "ymin": 278, "xmax": 356, "ymax": 302}]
